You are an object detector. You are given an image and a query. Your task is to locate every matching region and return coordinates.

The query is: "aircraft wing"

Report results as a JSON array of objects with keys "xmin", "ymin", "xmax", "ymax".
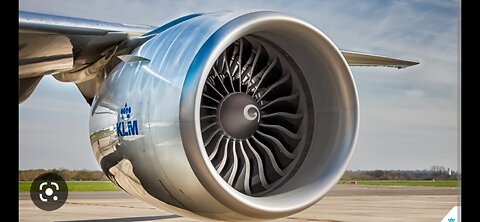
[
  {"xmin": 19, "ymin": 11, "xmax": 154, "ymax": 102},
  {"xmin": 341, "ymin": 50, "xmax": 419, "ymax": 69}
]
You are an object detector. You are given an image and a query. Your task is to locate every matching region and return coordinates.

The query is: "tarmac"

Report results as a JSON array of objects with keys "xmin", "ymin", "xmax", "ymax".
[{"xmin": 19, "ymin": 184, "xmax": 460, "ymax": 222}]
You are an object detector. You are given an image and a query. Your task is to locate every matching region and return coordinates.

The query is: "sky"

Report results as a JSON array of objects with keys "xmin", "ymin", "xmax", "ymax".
[{"xmin": 19, "ymin": 0, "xmax": 460, "ymax": 171}]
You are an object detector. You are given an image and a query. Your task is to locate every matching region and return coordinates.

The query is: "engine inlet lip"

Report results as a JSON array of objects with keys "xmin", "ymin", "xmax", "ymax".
[{"xmin": 180, "ymin": 10, "xmax": 359, "ymax": 218}]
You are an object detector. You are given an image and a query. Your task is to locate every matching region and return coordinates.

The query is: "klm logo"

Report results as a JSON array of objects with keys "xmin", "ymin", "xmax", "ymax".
[{"xmin": 116, "ymin": 103, "xmax": 139, "ymax": 137}]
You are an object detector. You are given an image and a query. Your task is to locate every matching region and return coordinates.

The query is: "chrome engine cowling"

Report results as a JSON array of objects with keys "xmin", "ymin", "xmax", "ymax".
[{"xmin": 89, "ymin": 10, "xmax": 358, "ymax": 220}]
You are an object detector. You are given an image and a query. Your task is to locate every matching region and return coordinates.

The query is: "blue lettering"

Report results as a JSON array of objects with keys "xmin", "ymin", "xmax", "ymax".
[
  {"xmin": 127, "ymin": 120, "xmax": 139, "ymax": 135},
  {"xmin": 116, "ymin": 103, "xmax": 139, "ymax": 138},
  {"xmin": 116, "ymin": 122, "xmax": 124, "ymax": 137}
]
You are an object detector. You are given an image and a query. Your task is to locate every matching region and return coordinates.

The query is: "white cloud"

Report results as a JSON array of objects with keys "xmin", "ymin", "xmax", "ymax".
[{"xmin": 405, "ymin": 89, "xmax": 425, "ymax": 97}]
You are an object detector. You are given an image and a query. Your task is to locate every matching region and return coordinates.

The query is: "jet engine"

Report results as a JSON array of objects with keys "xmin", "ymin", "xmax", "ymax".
[{"xmin": 89, "ymin": 10, "xmax": 358, "ymax": 220}]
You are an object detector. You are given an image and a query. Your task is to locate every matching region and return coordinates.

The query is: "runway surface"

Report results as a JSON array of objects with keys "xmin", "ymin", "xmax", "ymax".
[{"xmin": 19, "ymin": 184, "xmax": 460, "ymax": 222}]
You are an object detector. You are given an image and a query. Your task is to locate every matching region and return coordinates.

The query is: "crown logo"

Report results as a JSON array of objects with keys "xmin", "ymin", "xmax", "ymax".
[{"xmin": 120, "ymin": 103, "xmax": 132, "ymax": 121}]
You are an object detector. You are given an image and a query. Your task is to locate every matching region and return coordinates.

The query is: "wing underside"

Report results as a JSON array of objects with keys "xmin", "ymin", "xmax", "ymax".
[
  {"xmin": 341, "ymin": 50, "xmax": 419, "ymax": 69},
  {"xmin": 18, "ymin": 11, "xmax": 154, "ymax": 103}
]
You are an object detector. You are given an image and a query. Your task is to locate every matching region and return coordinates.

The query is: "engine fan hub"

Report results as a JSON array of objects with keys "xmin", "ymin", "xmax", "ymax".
[{"xmin": 218, "ymin": 92, "xmax": 260, "ymax": 139}]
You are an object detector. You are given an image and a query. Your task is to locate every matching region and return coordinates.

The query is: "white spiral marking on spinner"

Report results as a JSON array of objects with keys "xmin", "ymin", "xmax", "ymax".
[{"xmin": 243, "ymin": 104, "xmax": 259, "ymax": 121}]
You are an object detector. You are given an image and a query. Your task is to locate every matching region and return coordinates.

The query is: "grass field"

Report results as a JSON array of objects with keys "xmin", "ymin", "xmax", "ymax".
[
  {"xmin": 19, "ymin": 180, "xmax": 459, "ymax": 192},
  {"xmin": 19, "ymin": 181, "xmax": 121, "ymax": 192},
  {"xmin": 338, "ymin": 180, "xmax": 459, "ymax": 187}
]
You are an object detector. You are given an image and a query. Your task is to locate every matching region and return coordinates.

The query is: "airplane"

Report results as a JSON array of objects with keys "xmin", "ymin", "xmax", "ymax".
[{"xmin": 19, "ymin": 10, "xmax": 419, "ymax": 220}]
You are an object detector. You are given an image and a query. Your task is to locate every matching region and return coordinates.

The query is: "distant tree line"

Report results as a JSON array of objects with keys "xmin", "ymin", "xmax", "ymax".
[
  {"xmin": 19, "ymin": 169, "xmax": 109, "ymax": 181},
  {"xmin": 341, "ymin": 166, "xmax": 460, "ymax": 181},
  {"xmin": 19, "ymin": 165, "xmax": 460, "ymax": 181}
]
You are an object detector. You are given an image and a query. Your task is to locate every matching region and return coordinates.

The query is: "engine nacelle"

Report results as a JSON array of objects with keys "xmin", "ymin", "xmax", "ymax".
[{"xmin": 89, "ymin": 10, "xmax": 358, "ymax": 220}]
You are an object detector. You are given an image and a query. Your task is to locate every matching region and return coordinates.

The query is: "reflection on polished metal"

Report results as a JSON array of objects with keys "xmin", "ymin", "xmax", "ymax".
[{"xmin": 89, "ymin": 10, "xmax": 358, "ymax": 220}]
